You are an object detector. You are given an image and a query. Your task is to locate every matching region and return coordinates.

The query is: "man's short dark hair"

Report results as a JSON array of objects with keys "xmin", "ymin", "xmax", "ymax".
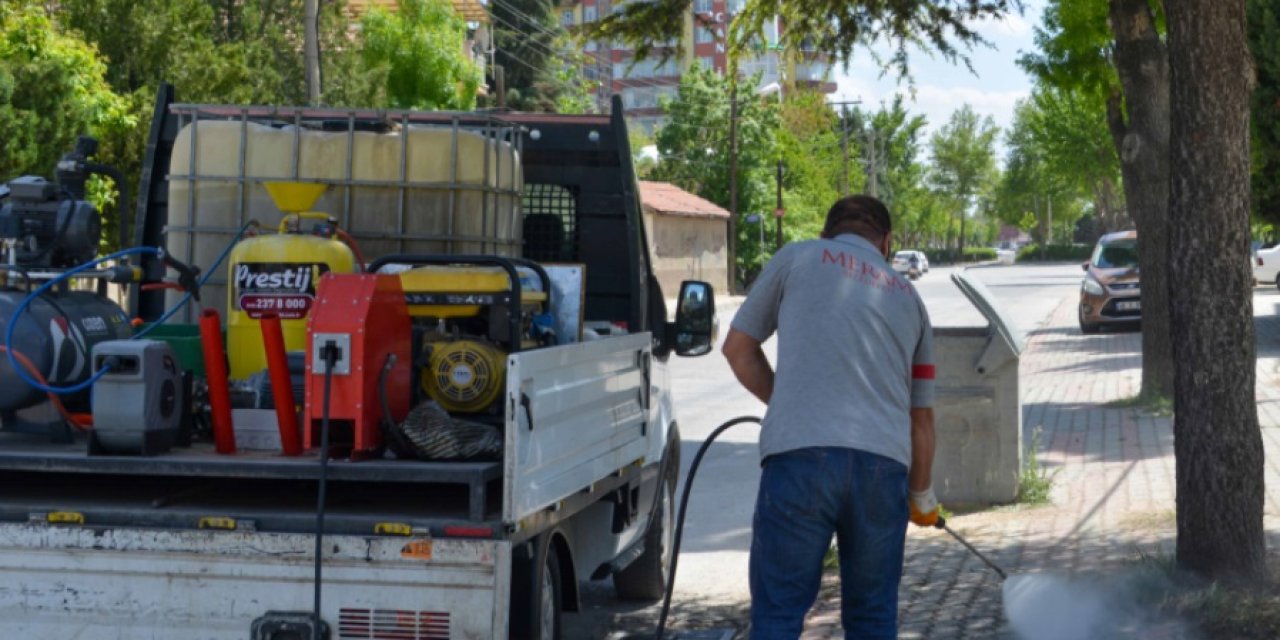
[{"xmin": 822, "ymin": 195, "xmax": 892, "ymax": 241}]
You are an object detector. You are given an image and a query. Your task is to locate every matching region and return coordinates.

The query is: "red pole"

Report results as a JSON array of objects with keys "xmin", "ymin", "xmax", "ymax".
[
  {"xmin": 259, "ymin": 313, "xmax": 302, "ymax": 456},
  {"xmin": 200, "ymin": 309, "xmax": 236, "ymax": 454}
]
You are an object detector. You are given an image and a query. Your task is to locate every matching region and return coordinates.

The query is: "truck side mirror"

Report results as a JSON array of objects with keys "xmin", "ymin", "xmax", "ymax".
[
  {"xmin": 1081, "ymin": 262, "xmax": 1090, "ymax": 271},
  {"xmin": 673, "ymin": 280, "xmax": 717, "ymax": 357}
]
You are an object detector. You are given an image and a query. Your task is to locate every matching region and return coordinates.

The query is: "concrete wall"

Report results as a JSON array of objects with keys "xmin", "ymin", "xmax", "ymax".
[
  {"xmin": 931, "ymin": 327, "xmax": 1022, "ymax": 505},
  {"xmin": 643, "ymin": 211, "xmax": 729, "ymax": 302}
]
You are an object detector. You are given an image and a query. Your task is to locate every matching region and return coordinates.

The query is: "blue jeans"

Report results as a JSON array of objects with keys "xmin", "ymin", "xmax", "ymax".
[{"xmin": 749, "ymin": 447, "xmax": 909, "ymax": 639}]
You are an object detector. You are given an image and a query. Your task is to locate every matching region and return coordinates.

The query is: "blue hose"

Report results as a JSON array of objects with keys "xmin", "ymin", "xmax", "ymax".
[
  {"xmin": 6, "ymin": 220, "xmax": 255, "ymax": 395},
  {"xmin": 4, "ymin": 246, "xmax": 162, "ymax": 395},
  {"xmin": 134, "ymin": 220, "xmax": 255, "ymax": 339}
]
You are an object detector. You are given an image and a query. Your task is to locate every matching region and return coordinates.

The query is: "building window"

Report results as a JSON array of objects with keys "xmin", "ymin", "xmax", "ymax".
[
  {"xmin": 696, "ymin": 26, "xmax": 715, "ymax": 44},
  {"xmin": 699, "ymin": 56, "xmax": 715, "ymax": 70},
  {"xmin": 561, "ymin": 9, "xmax": 574, "ymax": 26},
  {"xmin": 585, "ymin": 40, "xmax": 597, "ymax": 52},
  {"xmin": 584, "ymin": 6, "xmax": 597, "ymax": 22},
  {"xmin": 694, "ymin": 0, "xmax": 713, "ymax": 13}
]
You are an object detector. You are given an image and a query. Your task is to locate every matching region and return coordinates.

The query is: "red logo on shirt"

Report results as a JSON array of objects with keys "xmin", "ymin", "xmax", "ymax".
[{"xmin": 821, "ymin": 249, "xmax": 912, "ymax": 293}]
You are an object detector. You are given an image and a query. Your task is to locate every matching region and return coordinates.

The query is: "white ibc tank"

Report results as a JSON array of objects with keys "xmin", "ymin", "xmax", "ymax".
[{"xmin": 167, "ymin": 120, "xmax": 522, "ymax": 317}]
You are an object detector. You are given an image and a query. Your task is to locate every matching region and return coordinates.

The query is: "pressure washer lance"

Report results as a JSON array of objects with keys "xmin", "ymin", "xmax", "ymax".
[{"xmin": 934, "ymin": 517, "xmax": 1008, "ymax": 580}]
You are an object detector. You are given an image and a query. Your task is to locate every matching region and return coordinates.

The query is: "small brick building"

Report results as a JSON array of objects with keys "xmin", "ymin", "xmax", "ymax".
[{"xmin": 638, "ymin": 181, "xmax": 729, "ymax": 302}]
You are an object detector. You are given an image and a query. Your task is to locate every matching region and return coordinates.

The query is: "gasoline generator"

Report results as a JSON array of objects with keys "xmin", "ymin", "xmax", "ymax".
[{"xmin": 370, "ymin": 255, "xmax": 553, "ymax": 417}]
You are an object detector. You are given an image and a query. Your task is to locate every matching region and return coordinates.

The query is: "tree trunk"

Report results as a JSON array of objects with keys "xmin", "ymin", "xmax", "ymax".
[
  {"xmin": 1166, "ymin": 0, "xmax": 1265, "ymax": 579},
  {"xmin": 304, "ymin": 0, "xmax": 321, "ymax": 105},
  {"xmin": 1107, "ymin": 0, "xmax": 1174, "ymax": 399}
]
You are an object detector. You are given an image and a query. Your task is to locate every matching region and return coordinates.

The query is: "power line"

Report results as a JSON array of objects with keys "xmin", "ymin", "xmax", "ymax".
[{"xmin": 484, "ymin": 2, "xmax": 687, "ymax": 94}]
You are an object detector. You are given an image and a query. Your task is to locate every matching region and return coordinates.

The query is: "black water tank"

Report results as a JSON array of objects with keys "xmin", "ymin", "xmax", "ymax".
[{"xmin": 0, "ymin": 290, "xmax": 131, "ymax": 412}]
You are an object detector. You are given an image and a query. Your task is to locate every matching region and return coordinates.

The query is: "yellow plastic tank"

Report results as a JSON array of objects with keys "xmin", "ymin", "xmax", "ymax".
[{"xmin": 225, "ymin": 184, "xmax": 357, "ymax": 380}]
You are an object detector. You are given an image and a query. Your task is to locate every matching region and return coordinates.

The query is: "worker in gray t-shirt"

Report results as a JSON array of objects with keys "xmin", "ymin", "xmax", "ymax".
[{"xmin": 722, "ymin": 195, "xmax": 939, "ymax": 639}]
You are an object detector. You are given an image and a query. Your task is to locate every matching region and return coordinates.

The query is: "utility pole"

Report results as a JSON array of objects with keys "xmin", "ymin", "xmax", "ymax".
[
  {"xmin": 840, "ymin": 114, "xmax": 850, "ymax": 197},
  {"xmin": 304, "ymin": 0, "xmax": 321, "ymax": 105},
  {"xmin": 727, "ymin": 82, "xmax": 739, "ymax": 293},
  {"xmin": 495, "ymin": 66, "xmax": 506, "ymax": 108},
  {"xmin": 866, "ymin": 129, "xmax": 878, "ymax": 198},
  {"xmin": 1047, "ymin": 195, "xmax": 1053, "ymax": 247},
  {"xmin": 829, "ymin": 100, "xmax": 860, "ymax": 197}
]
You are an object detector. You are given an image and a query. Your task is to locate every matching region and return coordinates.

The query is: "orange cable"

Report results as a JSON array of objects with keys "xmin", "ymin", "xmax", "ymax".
[{"xmin": 0, "ymin": 346, "xmax": 91, "ymax": 431}]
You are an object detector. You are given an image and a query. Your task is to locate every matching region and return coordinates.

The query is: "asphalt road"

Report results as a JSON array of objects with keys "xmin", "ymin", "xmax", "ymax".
[{"xmin": 564, "ymin": 262, "xmax": 1086, "ymax": 638}]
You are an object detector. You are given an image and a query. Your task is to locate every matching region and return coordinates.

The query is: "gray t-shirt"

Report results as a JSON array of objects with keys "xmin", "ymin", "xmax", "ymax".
[{"xmin": 732, "ymin": 234, "xmax": 935, "ymax": 466}]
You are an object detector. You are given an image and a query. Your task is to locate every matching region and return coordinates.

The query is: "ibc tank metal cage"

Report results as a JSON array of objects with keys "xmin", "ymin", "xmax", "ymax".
[{"xmin": 165, "ymin": 104, "xmax": 525, "ymax": 286}]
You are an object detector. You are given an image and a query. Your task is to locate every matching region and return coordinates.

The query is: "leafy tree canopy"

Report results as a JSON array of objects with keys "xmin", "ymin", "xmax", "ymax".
[
  {"xmin": 1249, "ymin": 0, "xmax": 1280, "ymax": 224},
  {"xmin": 649, "ymin": 64, "xmax": 780, "ymax": 278},
  {"xmin": 0, "ymin": 2, "xmax": 133, "ymax": 178},
  {"xmin": 361, "ymin": 0, "xmax": 483, "ymax": 110},
  {"xmin": 584, "ymin": 0, "xmax": 1021, "ymax": 77}
]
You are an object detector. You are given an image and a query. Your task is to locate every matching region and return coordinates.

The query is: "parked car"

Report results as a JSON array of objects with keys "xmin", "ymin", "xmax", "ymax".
[
  {"xmin": 1079, "ymin": 231, "xmax": 1140, "ymax": 334},
  {"xmin": 1255, "ymin": 242, "xmax": 1280, "ymax": 288},
  {"xmin": 892, "ymin": 250, "xmax": 926, "ymax": 279}
]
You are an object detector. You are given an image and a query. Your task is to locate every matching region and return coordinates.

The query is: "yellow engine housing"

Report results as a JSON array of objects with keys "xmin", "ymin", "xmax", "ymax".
[
  {"xmin": 398, "ymin": 265, "xmax": 547, "ymax": 318},
  {"xmin": 424, "ymin": 339, "xmax": 507, "ymax": 413}
]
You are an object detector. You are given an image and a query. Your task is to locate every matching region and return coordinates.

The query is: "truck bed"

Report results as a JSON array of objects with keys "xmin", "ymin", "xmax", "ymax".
[
  {"xmin": 0, "ymin": 332, "xmax": 656, "ymax": 541},
  {"xmin": 0, "ymin": 434, "xmax": 503, "ymax": 534}
]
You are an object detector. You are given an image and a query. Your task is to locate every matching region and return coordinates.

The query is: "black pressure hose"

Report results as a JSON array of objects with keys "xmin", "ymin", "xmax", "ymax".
[
  {"xmin": 655, "ymin": 415, "xmax": 762, "ymax": 640},
  {"xmin": 313, "ymin": 343, "xmax": 340, "ymax": 640}
]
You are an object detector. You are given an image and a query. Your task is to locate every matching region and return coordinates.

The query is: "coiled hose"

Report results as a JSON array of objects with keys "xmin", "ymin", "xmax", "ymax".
[{"xmin": 4, "ymin": 220, "xmax": 255, "ymax": 396}]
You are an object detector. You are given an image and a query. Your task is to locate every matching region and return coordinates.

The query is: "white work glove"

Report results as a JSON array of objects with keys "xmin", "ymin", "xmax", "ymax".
[{"xmin": 908, "ymin": 487, "xmax": 941, "ymax": 527}]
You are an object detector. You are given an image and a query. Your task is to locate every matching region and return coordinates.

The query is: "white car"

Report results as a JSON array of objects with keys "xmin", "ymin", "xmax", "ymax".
[
  {"xmin": 892, "ymin": 250, "xmax": 928, "ymax": 279},
  {"xmin": 1255, "ymin": 243, "xmax": 1280, "ymax": 287}
]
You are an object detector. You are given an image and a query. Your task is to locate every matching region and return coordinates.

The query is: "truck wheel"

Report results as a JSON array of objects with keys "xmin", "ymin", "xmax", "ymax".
[
  {"xmin": 537, "ymin": 545, "xmax": 562, "ymax": 640},
  {"xmin": 613, "ymin": 475, "xmax": 675, "ymax": 601}
]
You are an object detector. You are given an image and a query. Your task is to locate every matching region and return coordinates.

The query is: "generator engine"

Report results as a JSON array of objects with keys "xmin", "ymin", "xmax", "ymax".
[
  {"xmin": 0, "ymin": 137, "xmax": 134, "ymax": 422},
  {"xmin": 395, "ymin": 260, "xmax": 552, "ymax": 415},
  {"xmin": 0, "ymin": 136, "xmax": 108, "ymax": 269}
]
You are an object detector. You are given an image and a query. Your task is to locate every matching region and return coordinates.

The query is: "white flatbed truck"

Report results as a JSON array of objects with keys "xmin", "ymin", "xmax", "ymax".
[{"xmin": 0, "ymin": 93, "xmax": 716, "ymax": 639}]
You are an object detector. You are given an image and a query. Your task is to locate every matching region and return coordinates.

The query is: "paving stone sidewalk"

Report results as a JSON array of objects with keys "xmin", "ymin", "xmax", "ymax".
[{"xmin": 801, "ymin": 291, "xmax": 1280, "ymax": 639}]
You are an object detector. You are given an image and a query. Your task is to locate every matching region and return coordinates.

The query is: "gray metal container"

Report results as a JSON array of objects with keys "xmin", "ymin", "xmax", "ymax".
[{"xmin": 89, "ymin": 340, "xmax": 183, "ymax": 455}]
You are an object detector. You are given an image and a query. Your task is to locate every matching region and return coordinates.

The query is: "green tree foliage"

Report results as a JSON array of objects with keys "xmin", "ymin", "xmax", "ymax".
[
  {"xmin": 360, "ymin": 0, "xmax": 483, "ymax": 110},
  {"xmin": 995, "ymin": 89, "xmax": 1111, "ymax": 246},
  {"xmin": 929, "ymin": 105, "xmax": 999, "ymax": 253},
  {"xmin": 1019, "ymin": 0, "xmax": 1116, "ymax": 99},
  {"xmin": 841, "ymin": 97, "xmax": 939, "ymax": 248},
  {"xmin": 774, "ymin": 90, "xmax": 846, "ymax": 244},
  {"xmin": 649, "ymin": 65, "xmax": 779, "ymax": 280},
  {"xmin": 1249, "ymin": 0, "xmax": 1280, "ymax": 223},
  {"xmin": 0, "ymin": 1, "xmax": 133, "ymax": 236},
  {"xmin": 584, "ymin": 0, "xmax": 1018, "ymax": 75},
  {"xmin": 56, "ymin": 0, "xmax": 377, "ymax": 107}
]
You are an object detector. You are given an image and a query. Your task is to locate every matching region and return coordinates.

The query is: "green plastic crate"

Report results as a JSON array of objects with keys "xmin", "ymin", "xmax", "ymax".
[{"xmin": 136, "ymin": 323, "xmax": 209, "ymax": 377}]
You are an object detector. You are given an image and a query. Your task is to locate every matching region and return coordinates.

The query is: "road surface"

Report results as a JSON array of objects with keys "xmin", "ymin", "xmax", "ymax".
[{"xmin": 564, "ymin": 262, "xmax": 1086, "ymax": 638}]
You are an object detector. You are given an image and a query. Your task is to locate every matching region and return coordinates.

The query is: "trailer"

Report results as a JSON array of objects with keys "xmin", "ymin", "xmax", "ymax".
[{"xmin": 0, "ymin": 90, "xmax": 717, "ymax": 639}]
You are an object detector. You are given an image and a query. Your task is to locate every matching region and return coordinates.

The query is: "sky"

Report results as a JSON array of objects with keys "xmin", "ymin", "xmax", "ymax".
[{"xmin": 831, "ymin": 0, "xmax": 1047, "ymax": 163}]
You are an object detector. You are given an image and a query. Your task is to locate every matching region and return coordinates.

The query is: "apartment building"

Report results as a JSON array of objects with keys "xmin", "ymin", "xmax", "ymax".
[{"xmin": 565, "ymin": 0, "xmax": 836, "ymax": 131}]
